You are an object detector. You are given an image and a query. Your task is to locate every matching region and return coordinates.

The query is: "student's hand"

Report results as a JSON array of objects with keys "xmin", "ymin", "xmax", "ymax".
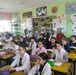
[
  {"xmin": 9, "ymin": 66, "xmax": 16, "ymax": 71},
  {"xmin": 54, "ymin": 59, "xmax": 62, "ymax": 63}
]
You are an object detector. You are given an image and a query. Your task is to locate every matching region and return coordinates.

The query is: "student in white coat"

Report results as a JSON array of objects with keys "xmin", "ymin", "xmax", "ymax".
[
  {"xmin": 9, "ymin": 46, "xmax": 30, "ymax": 74},
  {"xmin": 2, "ymin": 40, "xmax": 10, "ymax": 50},
  {"xmin": 28, "ymin": 52, "xmax": 52, "ymax": 75},
  {"xmin": 29, "ymin": 38, "xmax": 36, "ymax": 52}
]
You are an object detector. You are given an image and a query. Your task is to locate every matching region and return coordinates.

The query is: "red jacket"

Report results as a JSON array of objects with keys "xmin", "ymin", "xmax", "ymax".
[{"xmin": 56, "ymin": 33, "xmax": 64, "ymax": 40}]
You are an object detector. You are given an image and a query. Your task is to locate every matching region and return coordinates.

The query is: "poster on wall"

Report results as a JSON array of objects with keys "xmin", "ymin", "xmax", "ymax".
[
  {"xmin": 65, "ymin": 1, "xmax": 76, "ymax": 14},
  {"xmin": 36, "ymin": 6, "xmax": 47, "ymax": 16},
  {"xmin": 70, "ymin": 13, "xmax": 76, "ymax": 35},
  {"xmin": 53, "ymin": 14, "xmax": 66, "ymax": 32},
  {"xmin": 21, "ymin": 18, "xmax": 33, "ymax": 30}
]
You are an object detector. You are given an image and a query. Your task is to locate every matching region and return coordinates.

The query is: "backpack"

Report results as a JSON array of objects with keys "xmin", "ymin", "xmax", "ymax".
[{"xmin": 0, "ymin": 70, "xmax": 10, "ymax": 75}]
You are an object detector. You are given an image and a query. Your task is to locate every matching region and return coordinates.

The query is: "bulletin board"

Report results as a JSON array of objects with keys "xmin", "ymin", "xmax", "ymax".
[
  {"xmin": 53, "ymin": 14, "xmax": 66, "ymax": 32},
  {"xmin": 70, "ymin": 13, "xmax": 76, "ymax": 35}
]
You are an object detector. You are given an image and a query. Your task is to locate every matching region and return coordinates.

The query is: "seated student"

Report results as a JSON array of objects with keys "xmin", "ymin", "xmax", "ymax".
[
  {"xmin": 9, "ymin": 46, "xmax": 30, "ymax": 74},
  {"xmin": 38, "ymin": 34, "xmax": 46, "ymax": 47},
  {"xmin": 48, "ymin": 37, "xmax": 56, "ymax": 49},
  {"xmin": 69, "ymin": 35, "xmax": 76, "ymax": 49},
  {"xmin": 28, "ymin": 52, "xmax": 51, "ymax": 75},
  {"xmin": 2, "ymin": 40, "xmax": 10, "ymax": 50},
  {"xmin": 8, "ymin": 40, "xmax": 19, "ymax": 55},
  {"xmin": 61, "ymin": 38, "xmax": 70, "ymax": 52},
  {"xmin": 29, "ymin": 37, "xmax": 36, "ymax": 52},
  {"xmin": 19, "ymin": 36, "xmax": 26, "ymax": 47},
  {"xmin": 49, "ymin": 30, "xmax": 56, "ymax": 41},
  {"xmin": 31, "ymin": 41, "xmax": 47, "ymax": 56},
  {"xmin": 51, "ymin": 41, "xmax": 68, "ymax": 63}
]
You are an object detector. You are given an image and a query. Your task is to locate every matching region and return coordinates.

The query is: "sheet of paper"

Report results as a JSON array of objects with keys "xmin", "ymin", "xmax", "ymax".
[{"xmin": 55, "ymin": 63, "xmax": 62, "ymax": 66}]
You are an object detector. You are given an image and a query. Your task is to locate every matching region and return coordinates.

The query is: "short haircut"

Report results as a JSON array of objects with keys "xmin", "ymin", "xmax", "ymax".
[
  {"xmin": 56, "ymin": 41, "xmax": 63, "ymax": 46},
  {"xmin": 71, "ymin": 35, "xmax": 76, "ymax": 39},
  {"xmin": 2, "ymin": 40, "xmax": 7, "ymax": 43}
]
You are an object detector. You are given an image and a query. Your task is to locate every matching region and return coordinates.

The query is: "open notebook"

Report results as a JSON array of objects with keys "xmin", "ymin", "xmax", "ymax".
[{"xmin": 49, "ymin": 59, "xmax": 62, "ymax": 66}]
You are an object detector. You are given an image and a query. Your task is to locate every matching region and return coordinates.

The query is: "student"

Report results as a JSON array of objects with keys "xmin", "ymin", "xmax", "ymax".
[
  {"xmin": 69, "ymin": 35, "xmax": 76, "ymax": 49},
  {"xmin": 38, "ymin": 34, "xmax": 46, "ymax": 47},
  {"xmin": 29, "ymin": 38, "xmax": 36, "ymax": 52},
  {"xmin": 9, "ymin": 46, "xmax": 30, "ymax": 74},
  {"xmin": 8, "ymin": 40, "xmax": 19, "ymax": 55},
  {"xmin": 56, "ymin": 29, "xmax": 64, "ymax": 41},
  {"xmin": 61, "ymin": 38, "xmax": 70, "ymax": 52},
  {"xmin": 48, "ymin": 37, "xmax": 56, "ymax": 49},
  {"xmin": 52, "ymin": 41, "xmax": 68, "ymax": 63},
  {"xmin": 28, "ymin": 52, "xmax": 51, "ymax": 75},
  {"xmin": 31, "ymin": 41, "xmax": 47, "ymax": 56},
  {"xmin": 49, "ymin": 30, "xmax": 56, "ymax": 41},
  {"xmin": 19, "ymin": 36, "xmax": 26, "ymax": 47},
  {"xmin": 2, "ymin": 40, "xmax": 10, "ymax": 50}
]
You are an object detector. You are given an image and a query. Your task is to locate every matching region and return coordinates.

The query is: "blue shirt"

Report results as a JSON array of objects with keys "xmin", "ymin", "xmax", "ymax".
[{"xmin": 64, "ymin": 44, "xmax": 70, "ymax": 52}]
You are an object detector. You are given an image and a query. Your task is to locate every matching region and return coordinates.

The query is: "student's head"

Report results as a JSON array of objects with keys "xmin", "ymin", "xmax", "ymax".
[
  {"xmin": 31, "ymin": 37, "xmax": 35, "ymax": 43},
  {"xmin": 71, "ymin": 35, "xmax": 76, "ymax": 42},
  {"xmin": 38, "ymin": 41, "xmax": 43, "ymax": 48},
  {"xmin": 18, "ymin": 46, "xmax": 25, "ymax": 55},
  {"xmin": 51, "ymin": 30, "xmax": 55, "ymax": 34},
  {"xmin": 2, "ymin": 40, "xmax": 7, "ymax": 46},
  {"xmin": 39, "ymin": 34, "xmax": 44, "ymax": 38},
  {"xmin": 10, "ymin": 40, "xmax": 16, "ymax": 46},
  {"xmin": 61, "ymin": 38, "xmax": 67, "ymax": 45},
  {"xmin": 20, "ymin": 36, "xmax": 24, "ymax": 42},
  {"xmin": 57, "ymin": 28, "xmax": 61, "ymax": 33},
  {"xmin": 62, "ymin": 36, "xmax": 66, "ymax": 39},
  {"xmin": 37, "ymin": 52, "xmax": 48, "ymax": 65},
  {"xmin": 56, "ymin": 41, "xmax": 63, "ymax": 51},
  {"xmin": 50, "ymin": 37, "xmax": 56, "ymax": 43}
]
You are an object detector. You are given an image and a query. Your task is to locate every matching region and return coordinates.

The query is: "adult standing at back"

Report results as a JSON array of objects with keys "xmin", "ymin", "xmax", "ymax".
[{"xmin": 56, "ymin": 28, "xmax": 64, "ymax": 41}]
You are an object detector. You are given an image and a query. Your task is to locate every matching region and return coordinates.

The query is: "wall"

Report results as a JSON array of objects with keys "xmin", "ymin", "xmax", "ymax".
[{"xmin": 20, "ymin": 0, "xmax": 74, "ymax": 37}]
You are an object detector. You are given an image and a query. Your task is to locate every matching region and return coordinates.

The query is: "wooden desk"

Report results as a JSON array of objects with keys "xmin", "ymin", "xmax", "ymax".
[
  {"xmin": 26, "ymin": 47, "xmax": 32, "ymax": 51},
  {"xmin": 0, "ymin": 53, "xmax": 15, "ymax": 60},
  {"xmin": 68, "ymin": 53, "xmax": 76, "ymax": 60},
  {"xmin": 68, "ymin": 53, "xmax": 76, "ymax": 75},
  {"xmin": 51, "ymin": 63, "xmax": 71, "ymax": 74},
  {"xmin": 10, "ymin": 71, "xmax": 26, "ymax": 75},
  {"xmin": 0, "ymin": 50, "xmax": 15, "ymax": 60},
  {"xmin": 0, "ymin": 66, "xmax": 26, "ymax": 75}
]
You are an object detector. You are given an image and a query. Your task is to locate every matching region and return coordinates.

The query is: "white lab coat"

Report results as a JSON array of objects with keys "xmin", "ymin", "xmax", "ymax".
[
  {"xmin": 28, "ymin": 63, "xmax": 51, "ymax": 75},
  {"xmin": 29, "ymin": 42, "xmax": 36, "ymax": 52},
  {"xmin": 11, "ymin": 52, "xmax": 30, "ymax": 73}
]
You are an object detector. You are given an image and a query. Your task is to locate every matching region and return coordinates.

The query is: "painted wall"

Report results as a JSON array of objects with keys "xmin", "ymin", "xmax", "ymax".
[
  {"xmin": 20, "ymin": 0, "xmax": 74, "ymax": 37},
  {"xmin": 0, "ymin": 12, "xmax": 12, "ymax": 20}
]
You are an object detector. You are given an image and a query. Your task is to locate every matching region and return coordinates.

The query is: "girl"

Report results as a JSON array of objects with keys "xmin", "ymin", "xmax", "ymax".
[
  {"xmin": 28, "ymin": 52, "xmax": 51, "ymax": 75},
  {"xmin": 54, "ymin": 41, "xmax": 68, "ymax": 63},
  {"xmin": 31, "ymin": 41, "xmax": 47, "ymax": 56},
  {"xmin": 9, "ymin": 46, "xmax": 30, "ymax": 74}
]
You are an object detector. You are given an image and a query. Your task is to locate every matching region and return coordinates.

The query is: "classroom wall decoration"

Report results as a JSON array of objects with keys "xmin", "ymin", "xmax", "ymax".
[
  {"xmin": 36, "ymin": 6, "xmax": 47, "ymax": 16},
  {"xmin": 22, "ymin": 11, "xmax": 32, "ymax": 18},
  {"xmin": 70, "ymin": 13, "xmax": 76, "ymax": 35},
  {"xmin": 65, "ymin": 1, "xmax": 76, "ymax": 14},
  {"xmin": 33, "ymin": 16, "xmax": 57, "ymax": 30},
  {"xmin": 53, "ymin": 14, "xmax": 66, "ymax": 32}
]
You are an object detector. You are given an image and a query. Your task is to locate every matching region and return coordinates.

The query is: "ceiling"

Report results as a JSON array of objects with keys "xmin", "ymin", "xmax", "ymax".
[{"xmin": 0, "ymin": 0, "xmax": 65, "ymax": 13}]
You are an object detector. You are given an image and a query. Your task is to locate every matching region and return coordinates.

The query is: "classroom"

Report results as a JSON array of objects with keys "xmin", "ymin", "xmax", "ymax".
[{"xmin": 0, "ymin": 0, "xmax": 76, "ymax": 75}]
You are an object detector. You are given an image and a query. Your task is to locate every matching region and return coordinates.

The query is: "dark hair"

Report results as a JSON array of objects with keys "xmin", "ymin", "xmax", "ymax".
[
  {"xmin": 56, "ymin": 41, "xmax": 63, "ymax": 46},
  {"xmin": 71, "ymin": 35, "xmax": 76, "ymax": 39},
  {"xmin": 19, "ymin": 46, "xmax": 26, "ymax": 51},
  {"xmin": 11, "ymin": 40, "xmax": 16, "ymax": 44},
  {"xmin": 51, "ymin": 37, "xmax": 56, "ymax": 40},
  {"xmin": 38, "ymin": 52, "xmax": 48, "ymax": 61},
  {"xmin": 2, "ymin": 40, "xmax": 7, "ymax": 43}
]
